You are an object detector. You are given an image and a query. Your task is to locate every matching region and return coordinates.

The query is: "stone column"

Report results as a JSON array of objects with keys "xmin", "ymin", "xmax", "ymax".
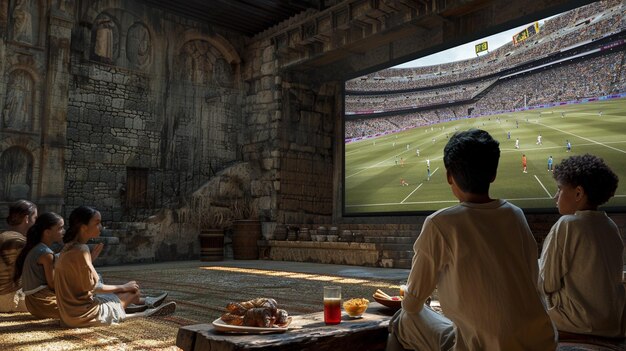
[
  {"xmin": 37, "ymin": 8, "xmax": 74, "ymax": 212},
  {"xmin": 0, "ymin": 0, "xmax": 8, "ymax": 105},
  {"xmin": 0, "ymin": 0, "xmax": 8, "ymax": 34}
]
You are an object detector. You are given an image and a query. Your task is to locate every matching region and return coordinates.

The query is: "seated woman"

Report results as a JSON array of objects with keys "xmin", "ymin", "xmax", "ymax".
[
  {"xmin": 54, "ymin": 206, "xmax": 175, "ymax": 327},
  {"xmin": 13, "ymin": 212, "xmax": 65, "ymax": 319},
  {"xmin": 540, "ymin": 154, "xmax": 625, "ymax": 338}
]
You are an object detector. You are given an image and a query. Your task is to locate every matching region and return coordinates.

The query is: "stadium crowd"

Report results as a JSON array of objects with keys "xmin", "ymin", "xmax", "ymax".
[
  {"xmin": 345, "ymin": 79, "xmax": 496, "ymax": 113},
  {"xmin": 345, "ymin": 0, "xmax": 623, "ymax": 93},
  {"xmin": 345, "ymin": 0, "xmax": 625, "ymax": 139},
  {"xmin": 345, "ymin": 50, "xmax": 624, "ymax": 139}
]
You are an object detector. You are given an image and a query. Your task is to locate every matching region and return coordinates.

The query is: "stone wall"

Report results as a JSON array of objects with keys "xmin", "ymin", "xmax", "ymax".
[
  {"xmin": 0, "ymin": 0, "xmax": 70, "ymax": 217},
  {"xmin": 242, "ymin": 37, "xmax": 336, "ymax": 226},
  {"xmin": 64, "ymin": 0, "xmax": 245, "ymax": 225}
]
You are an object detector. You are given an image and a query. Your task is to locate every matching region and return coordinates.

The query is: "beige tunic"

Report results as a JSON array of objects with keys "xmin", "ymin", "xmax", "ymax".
[
  {"xmin": 400, "ymin": 200, "xmax": 556, "ymax": 350},
  {"xmin": 540, "ymin": 211, "xmax": 626, "ymax": 338},
  {"xmin": 0, "ymin": 230, "xmax": 25, "ymax": 294},
  {"xmin": 54, "ymin": 242, "xmax": 100, "ymax": 327}
]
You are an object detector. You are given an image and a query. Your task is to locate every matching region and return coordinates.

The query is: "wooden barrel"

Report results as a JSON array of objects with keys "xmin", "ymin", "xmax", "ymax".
[
  {"xmin": 199, "ymin": 229, "xmax": 224, "ymax": 261},
  {"xmin": 232, "ymin": 220, "xmax": 261, "ymax": 260}
]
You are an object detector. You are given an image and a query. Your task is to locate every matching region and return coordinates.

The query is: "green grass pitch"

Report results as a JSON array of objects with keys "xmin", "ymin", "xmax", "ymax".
[{"xmin": 344, "ymin": 98, "xmax": 626, "ymax": 214}]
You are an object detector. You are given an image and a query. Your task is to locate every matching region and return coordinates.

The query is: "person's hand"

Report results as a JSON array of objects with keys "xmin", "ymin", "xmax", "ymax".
[
  {"xmin": 123, "ymin": 281, "xmax": 139, "ymax": 293},
  {"xmin": 90, "ymin": 243, "xmax": 104, "ymax": 260}
]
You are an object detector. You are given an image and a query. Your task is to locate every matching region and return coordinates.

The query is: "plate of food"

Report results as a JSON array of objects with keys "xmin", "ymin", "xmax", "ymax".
[
  {"xmin": 372, "ymin": 289, "xmax": 403, "ymax": 310},
  {"xmin": 212, "ymin": 316, "xmax": 292, "ymax": 334},
  {"xmin": 213, "ymin": 297, "xmax": 292, "ymax": 334}
]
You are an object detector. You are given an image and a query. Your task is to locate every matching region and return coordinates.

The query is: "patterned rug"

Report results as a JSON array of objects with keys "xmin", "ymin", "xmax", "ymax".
[
  {"xmin": 0, "ymin": 312, "xmax": 183, "ymax": 351},
  {"xmin": 5, "ymin": 261, "xmax": 618, "ymax": 350},
  {"xmin": 0, "ymin": 261, "xmax": 403, "ymax": 350}
]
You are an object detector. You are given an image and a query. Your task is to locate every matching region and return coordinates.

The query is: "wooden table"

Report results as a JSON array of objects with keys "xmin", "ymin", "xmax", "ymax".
[{"xmin": 176, "ymin": 303, "xmax": 397, "ymax": 351}]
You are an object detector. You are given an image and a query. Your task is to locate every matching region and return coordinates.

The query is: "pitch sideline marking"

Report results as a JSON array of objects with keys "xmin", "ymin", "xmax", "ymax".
[
  {"xmin": 430, "ymin": 167, "xmax": 440, "ymax": 179},
  {"xmin": 399, "ymin": 168, "xmax": 440, "ymax": 203},
  {"xmin": 535, "ymin": 122, "xmax": 626, "ymax": 154},
  {"xmin": 401, "ymin": 183, "xmax": 423, "ymax": 203},
  {"xmin": 534, "ymin": 175, "xmax": 553, "ymax": 198}
]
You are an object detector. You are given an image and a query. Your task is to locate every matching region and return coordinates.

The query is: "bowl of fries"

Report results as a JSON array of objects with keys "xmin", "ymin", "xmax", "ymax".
[
  {"xmin": 343, "ymin": 298, "xmax": 369, "ymax": 318},
  {"xmin": 373, "ymin": 289, "xmax": 403, "ymax": 310}
]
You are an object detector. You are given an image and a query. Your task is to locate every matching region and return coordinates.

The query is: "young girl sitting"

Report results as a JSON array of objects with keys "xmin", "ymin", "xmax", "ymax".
[
  {"xmin": 55, "ymin": 206, "xmax": 175, "ymax": 327},
  {"xmin": 540, "ymin": 154, "xmax": 625, "ymax": 338},
  {"xmin": 13, "ymin": 212, "xmax": 65, "ymax": 319}
]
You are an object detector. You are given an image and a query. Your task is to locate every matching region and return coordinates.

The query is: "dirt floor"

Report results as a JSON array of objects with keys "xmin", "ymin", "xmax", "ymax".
[{"xmin": 0, "ymin": 260, "xmax": 407, "ymax": 351}]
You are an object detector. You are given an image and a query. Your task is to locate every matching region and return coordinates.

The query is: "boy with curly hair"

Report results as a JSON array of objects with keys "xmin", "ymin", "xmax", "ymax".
[
  {"xmin": 387, "ymin": 129, "xmax": 556, "ymax": 351},
  {"xmin": 540, "ymin": 154, "xmax": 625, "ymax": 338}
]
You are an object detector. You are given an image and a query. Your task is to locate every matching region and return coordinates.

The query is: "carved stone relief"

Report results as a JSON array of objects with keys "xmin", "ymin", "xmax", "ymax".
[
  {"xmin": 160, "ymin": 39, "xmax": 238, "ymax": 171},
  {"xmin": 180, "ymin": 40, "xmax": 217, "ymax": 85},
  {"xmin": 2, "ymin": 70, "xmax": 33, "ymax": 131},
  {"xmin": 126, "ymin": 22, "xmax": 151, "ymax": 68},
  {"xmin": 0, "ymin": 1, "xmax": 8, "ymax": 28},
  {"xmin": 0, "ymin": 146, "xmax": 33, "ymax": 201},
  {"xmin": 12, "ymin": 0, "xmax": 33, "ymax": 44},
  {"xmin": 92, "ymin": 14, "xmax": 119, "ymax": 62},
  {"xmin": 58, "ymin": 0, "xmax": 74, "ymax": 14},
  {"xmin": 213, "ymin": 57, "xmax": 234, "ymax": 88}
]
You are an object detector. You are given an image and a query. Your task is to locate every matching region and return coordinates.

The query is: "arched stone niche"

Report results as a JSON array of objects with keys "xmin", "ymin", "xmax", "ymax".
[
  {"xmin": 0, "ymin": 146, "xmax": 33, "ymax": 201},
  {"xmin": 175, "ymin": 31, "xmax": 241, "ymax": 87},
  {"xmin": 91, "ymin": 12, "xmax": 120, "ymax": 63},
  {"xmin": 126, "ymin": 22, "xmax": 152, "ymax": 69},
  {"xmin": 58, "ymin": 0, "xmax": 74, "ymax": 15},
  {"xmin": 2, "ymin": 69, "xmax": 35, "ymax": 131},
  {"xmin": 178, "ymin": 40, "xmax": 231, "ymax": 86},
  {"xmin": 9, "ymin": 0, "xmax": 45, "ymax": 47}
]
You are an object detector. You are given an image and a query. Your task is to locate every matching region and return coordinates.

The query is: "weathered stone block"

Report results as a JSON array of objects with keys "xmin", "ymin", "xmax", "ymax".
[
  {"xmin": 256, "ymin": 90, "xmax": 274, "ymax": 104},
  {"xmin": 262, "ymin": 45, "xmax": 274, "ymax": 63},
  {"xmin": 260, "ymin": 61, "xmax": 275, "ymax": 75},
  {"xmin": 112, "ymin": 98, "xmax": 124, "ymax": 109}
]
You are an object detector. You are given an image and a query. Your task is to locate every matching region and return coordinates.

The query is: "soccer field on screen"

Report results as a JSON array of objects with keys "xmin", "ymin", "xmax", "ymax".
[{"xmin": 344, "ymin": 98, "xmax": 626, "ymax": 214}]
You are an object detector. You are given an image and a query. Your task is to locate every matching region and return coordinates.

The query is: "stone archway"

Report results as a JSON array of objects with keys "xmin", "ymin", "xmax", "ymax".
[{"xmin": 2, "ymin": 69, "xmax": 35, "ymax": 131}]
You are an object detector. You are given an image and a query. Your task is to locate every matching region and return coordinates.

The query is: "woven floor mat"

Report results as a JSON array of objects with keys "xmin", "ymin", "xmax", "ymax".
[
  {"xmin": 0, "ymin": 312, "xmax": 181, "ymax": 351},
  {"xmin": 0, "ymin": 262, "xmax": 402, "ymax": 350}
]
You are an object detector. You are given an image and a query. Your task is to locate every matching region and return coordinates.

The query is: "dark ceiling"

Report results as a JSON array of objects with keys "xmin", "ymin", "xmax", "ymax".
[{"xmin": 140, "ymin": 0, "xmax": 328, "ymax": 37}]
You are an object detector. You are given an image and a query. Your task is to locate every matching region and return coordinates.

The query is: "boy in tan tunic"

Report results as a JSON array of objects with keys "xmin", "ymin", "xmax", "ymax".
[
  {"xmin": 540, "ymin": 154, "xmax": 625, "ymax": 338},
  {"xmin": 386, "ymin": 129, "xmax": 556, "ymax": 351}
]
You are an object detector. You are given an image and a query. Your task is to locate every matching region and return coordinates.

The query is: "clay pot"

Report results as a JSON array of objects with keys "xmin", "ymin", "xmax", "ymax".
[
  {"xmin": 287, "ymin": 226, "xmax": 298, "ymax": 241},
  {"xmin": 273, "ymin": 225, "xmax": 288, "ymax": 240},
  {"xmin": 298, "ymin": 227, "xmax": 311, "ymax": 241},
  {"xmin": 340, "ymin": 230, "xmax": 352, "ymax": 242}
]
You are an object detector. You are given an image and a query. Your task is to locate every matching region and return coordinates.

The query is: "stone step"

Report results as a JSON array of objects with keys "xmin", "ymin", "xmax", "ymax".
[
  {"xmin": 101, "ymin": 228, "xmax": 127, "ymax": 237},
  {"xmin": 378, "ymin": 243, "xmax": 414, "ymax": 251},
  {"xmin": 88, "ymin": 238, "xmax": 122, "ymax": 267},
  {"xmin": 354, "ymin": 231, "xmax": 417, "ymax": 238},
  {"xmin": 381, "ymin": 250, "xmax": 414, "ymax": 259},
  {"xmin": 88, "ymin": 237, "xmax": 120, "ymax": 245},
  {"xmin": 107, "ymin": 222, "xmax": 148, "ymax": 230},
  {"xmin": 394, "ymin": 258, "xmax": 412, "ymax": 269},
  {"xmin": 364, "ymin": 236, "xmax": 415, "ymax": 244}
]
